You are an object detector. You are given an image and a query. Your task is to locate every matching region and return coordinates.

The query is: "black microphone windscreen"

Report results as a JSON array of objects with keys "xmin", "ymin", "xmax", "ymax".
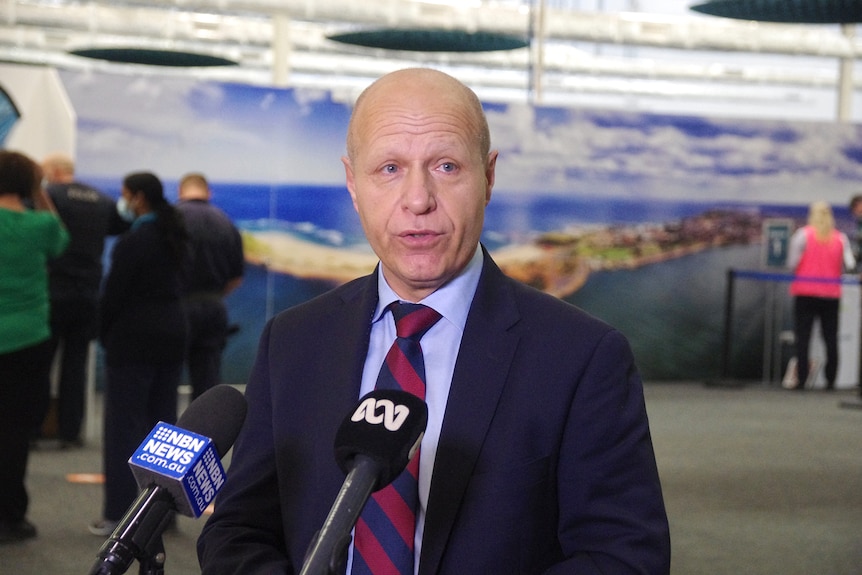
[
  {"xmin": 177, "ymin": 384, "xmax": 247, "ymax": 457},
  {"xmin": 334, "ymin": 389, "xmax": 428, "ymax": 490}
]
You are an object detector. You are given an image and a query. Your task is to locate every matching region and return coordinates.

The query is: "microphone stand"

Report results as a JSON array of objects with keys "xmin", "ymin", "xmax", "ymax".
[
  {"xmin": 89, "ymin": 486, "xmax": 176, "ymax": 575},
  {"xmin": 137, "ymin": 536, "xmax": 166, "ymax": 575}
]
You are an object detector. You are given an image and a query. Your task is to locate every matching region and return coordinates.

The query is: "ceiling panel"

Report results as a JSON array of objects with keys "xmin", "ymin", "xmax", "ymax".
[{"xmin": 0, "ymin": 0, "xmax": 859, "ymax": 118}]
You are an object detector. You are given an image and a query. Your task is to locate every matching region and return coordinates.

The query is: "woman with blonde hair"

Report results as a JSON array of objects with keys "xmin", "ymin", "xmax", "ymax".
[{"xmin": 787, "ymin": 201, "xmax": 856, "ymax": 390}]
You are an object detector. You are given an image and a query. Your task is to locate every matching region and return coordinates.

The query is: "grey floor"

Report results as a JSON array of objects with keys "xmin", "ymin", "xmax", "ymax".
[{"xmin": 2, "ymin": 382, "xmax": 861, "ymax": 575}]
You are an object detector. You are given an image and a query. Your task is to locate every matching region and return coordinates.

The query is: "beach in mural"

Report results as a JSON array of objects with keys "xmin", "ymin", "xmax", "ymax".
[{"xmin": 225, "ymin": 189, "xmax": 814, "ymax": 384}]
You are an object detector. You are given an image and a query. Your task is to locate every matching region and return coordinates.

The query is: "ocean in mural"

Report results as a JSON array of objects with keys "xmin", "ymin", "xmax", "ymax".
[{"xmin": 86, "ymin": 177, "xmax": 821, "ymax": 384}]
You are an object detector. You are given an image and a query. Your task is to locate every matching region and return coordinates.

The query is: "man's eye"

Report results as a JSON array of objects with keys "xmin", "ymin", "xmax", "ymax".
[
  {"xmin": 382, "ymin": 164, "xmax": 398, "ymax": 174},
  {"xmin": 439, "ymin": 163, "xmax": 456, "ymax": 173}
]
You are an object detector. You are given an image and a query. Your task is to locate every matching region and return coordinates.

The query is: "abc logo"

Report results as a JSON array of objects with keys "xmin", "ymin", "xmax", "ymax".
[{"xmin": 351, "ymin": 397, "xmax": 410, "ymax": 431}]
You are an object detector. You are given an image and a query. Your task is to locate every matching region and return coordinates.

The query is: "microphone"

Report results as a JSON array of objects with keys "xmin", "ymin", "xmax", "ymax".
[
  {"xmin": 88, "ymin": 384, "xmax": 248, "ymax": 575},
  {"xmin": 299, "ymin": 389, "xmax": 428, "ymax": 575}
]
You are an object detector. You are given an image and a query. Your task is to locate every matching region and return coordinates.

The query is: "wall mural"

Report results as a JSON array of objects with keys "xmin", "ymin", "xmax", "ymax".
[{"xmin": 58, "ymin": 70, "xmax": 862, "ymax": 383}]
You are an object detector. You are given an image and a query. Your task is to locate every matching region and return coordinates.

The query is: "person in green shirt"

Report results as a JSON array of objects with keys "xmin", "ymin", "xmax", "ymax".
[{"xmin": 0, "ymin": 150, "xmax": 68, "ymax": 544}]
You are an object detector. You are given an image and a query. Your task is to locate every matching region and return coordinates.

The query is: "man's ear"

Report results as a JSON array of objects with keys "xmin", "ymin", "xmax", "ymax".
[
  {"xmin": 484, "ymin": 150, "xmax": 498, "ymax": 205},
  {"xmin": 342, "ymin": 156, "xmax": 359, "ymax": 211}
]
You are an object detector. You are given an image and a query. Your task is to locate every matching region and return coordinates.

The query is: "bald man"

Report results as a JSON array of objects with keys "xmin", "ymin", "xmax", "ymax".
[
  {"xmin": 198, "ymin": 68, "xmax": 670, "ymax": 575},
  {"xmin": 35, "ymin": 153, "xmax": 128, "ymax": 448},
  {"xmin": 176, "ymin": 173, "xmax": 244, "ymax": 400}
]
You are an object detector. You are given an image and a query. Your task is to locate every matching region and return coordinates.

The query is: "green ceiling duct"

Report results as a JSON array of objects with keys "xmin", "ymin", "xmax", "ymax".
[
  {"xmin": 690, "ymin": 0, "xmax": 862, "ymax": 23},
  {"xmin": 69, "ymin": 48, "xmax": 238, "ymax": 67},
  {"xmin": 328, "ymin": 28, "xmax": 529, "ymax": 52}
]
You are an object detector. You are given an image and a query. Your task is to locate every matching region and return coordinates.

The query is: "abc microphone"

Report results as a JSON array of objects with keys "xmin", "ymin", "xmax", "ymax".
[
  {"xmin": 88, "ymin": 384, "xmax": 248, "ymax": 575},
  {"xmin": 299, "ymin": 389, "xmax": 428, "ymax": 575}
]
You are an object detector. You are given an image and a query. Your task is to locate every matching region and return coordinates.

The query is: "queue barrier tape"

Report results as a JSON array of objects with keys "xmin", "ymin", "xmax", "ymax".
[{"xmin": 732, "ymin": 270, "xmax": 861, "ymax": 285}]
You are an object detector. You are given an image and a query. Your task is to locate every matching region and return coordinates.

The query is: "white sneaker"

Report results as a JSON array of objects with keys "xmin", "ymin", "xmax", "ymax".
[{"xmin": 88, "ymin": 519, "xmax": 119, "ymax": 537}]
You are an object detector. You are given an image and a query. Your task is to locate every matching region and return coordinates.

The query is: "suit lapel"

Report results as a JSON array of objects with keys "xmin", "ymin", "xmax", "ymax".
[
  {"xmin": 419, "ymin": 253, "xmax": 521, "ymax": 574},
  {"xmin": 328, "ymin": 271, "xmax": 379, "ymax": 403},
  {"xmin": 303, "ymin": 272, "xmax": 379, "ymax": 494}
]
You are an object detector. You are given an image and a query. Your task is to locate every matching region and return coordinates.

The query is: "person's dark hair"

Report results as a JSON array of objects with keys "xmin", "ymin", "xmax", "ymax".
[
  {"xmin": 0, "ymin": 150, "xmax": 41, "ymax": 199},
  {"xmin": 123, "ymin": 171, "xmax": 188, "ymax": 265},
  {"xmin": 849, "ymin": 194, "xmax": 862, "ymax": 212}
]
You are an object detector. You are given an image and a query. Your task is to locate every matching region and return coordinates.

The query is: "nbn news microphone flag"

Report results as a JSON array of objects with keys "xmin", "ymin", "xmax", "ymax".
[{"xmin": 128, "ymin": 421, "xmax": 225, "ymax": 518}]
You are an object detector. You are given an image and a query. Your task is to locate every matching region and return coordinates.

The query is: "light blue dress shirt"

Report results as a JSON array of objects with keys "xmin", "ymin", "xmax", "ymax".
[{"xmin": 346, "ymin": 245, "xmax": 483, "ymax": 574}]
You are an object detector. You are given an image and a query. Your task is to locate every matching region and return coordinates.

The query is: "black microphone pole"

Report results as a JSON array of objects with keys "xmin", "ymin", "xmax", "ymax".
[
  {"xmin": 88, "ymin": 485, "xmax": 175, "ymax": 575},
  {"xmin": 299, "ymin": 456, "xmax": 379, "ymax": 575}
]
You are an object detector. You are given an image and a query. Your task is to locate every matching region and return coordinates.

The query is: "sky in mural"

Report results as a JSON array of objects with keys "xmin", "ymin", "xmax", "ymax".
[{"xmin": 61, "ymin": 70, "xmax": 862, "ymax": 207}]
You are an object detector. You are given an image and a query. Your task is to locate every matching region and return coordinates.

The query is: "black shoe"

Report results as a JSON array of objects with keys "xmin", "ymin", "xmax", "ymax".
[{"xmin": 0, "ymin": 519, "xmax": 37, "ymax": 543}]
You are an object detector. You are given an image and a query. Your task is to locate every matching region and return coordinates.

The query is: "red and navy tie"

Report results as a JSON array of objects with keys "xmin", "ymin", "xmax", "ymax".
[{"xmin": 352, "ymin": 302, "xmax": 442, "ymax": 575}]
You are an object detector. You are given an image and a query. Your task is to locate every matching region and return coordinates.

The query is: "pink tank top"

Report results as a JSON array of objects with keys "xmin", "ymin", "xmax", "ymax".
[{"xmin": 790, "ymin": 226, "xmax": 844, "ymax": 299}]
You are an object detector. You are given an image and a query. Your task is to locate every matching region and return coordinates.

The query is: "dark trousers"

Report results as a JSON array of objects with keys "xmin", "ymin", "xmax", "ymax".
[
  {"xmin": 0, "ymin": 339, "xmax": 53, "ymax": 522},
  {"xmin": 184, "ymin": 296, "xmax": 228, "ymax": 400},
  {"xmin": 41, "ymin": 298, "xmax": 98, "ymax": 442},
  {"xmin": 794, "ymin": 296, "xmax": 840, "ymax": 387},
  {"xmin": 102, "ymin": 361, "xmax": 180, "ymax": 521}
]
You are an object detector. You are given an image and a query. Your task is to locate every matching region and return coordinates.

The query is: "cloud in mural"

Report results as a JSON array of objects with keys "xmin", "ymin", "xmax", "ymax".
[
  {"xmin": 487, "ymin": 101, "xmax": 862, "ymax": 204},
  {"xmin": 61, "ymin": 71, "xmax": 349, "ymax": 184},
  {"xmin": 60, "ymin": 69, "xmax": 862, "ymax": 206}
]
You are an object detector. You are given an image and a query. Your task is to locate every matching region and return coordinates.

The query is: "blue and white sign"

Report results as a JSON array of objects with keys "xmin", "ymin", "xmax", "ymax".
[{"xmin": 129, "ymin": 422, "xmax": 226, "ymax": 517}]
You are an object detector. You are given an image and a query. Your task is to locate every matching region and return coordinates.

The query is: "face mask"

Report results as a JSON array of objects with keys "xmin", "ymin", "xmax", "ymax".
[{"xmin": 117, "ymin": 196, "xmax": 136, "ymax": 223}]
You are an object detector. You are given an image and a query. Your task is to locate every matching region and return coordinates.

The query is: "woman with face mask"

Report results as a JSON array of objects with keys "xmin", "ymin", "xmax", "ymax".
[{"xmin": 89, "ymin": 171, "xmax": 189, "ymax": 536}]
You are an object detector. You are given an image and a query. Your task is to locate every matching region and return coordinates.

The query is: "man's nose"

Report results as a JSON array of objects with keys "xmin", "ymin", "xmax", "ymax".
[{"xmin": 402, "ymin": 170, "xmax": 436, "ymax": 214}]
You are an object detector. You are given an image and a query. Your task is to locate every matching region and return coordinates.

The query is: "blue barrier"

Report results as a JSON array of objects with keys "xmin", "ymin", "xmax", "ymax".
[
  {"xmin": 732, "ymin": 270, "xmax": 860, "ymax": 285},
  {"xmin": 719, "ymin": 269, "xmax": 860, "ymax": 382}
]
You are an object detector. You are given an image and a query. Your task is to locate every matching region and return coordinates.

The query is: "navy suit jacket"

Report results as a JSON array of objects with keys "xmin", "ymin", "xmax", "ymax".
[{"xmin": 198, "ymin": 249, "xmax": 671, "ymax": 574}]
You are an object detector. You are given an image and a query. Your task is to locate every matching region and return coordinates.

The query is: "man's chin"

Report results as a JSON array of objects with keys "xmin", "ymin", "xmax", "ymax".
[{"xmin": 384, "ymin": 260, "xmax": 454, "ymax": 298}]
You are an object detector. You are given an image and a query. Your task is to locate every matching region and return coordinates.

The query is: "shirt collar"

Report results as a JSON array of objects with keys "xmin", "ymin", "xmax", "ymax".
[{"xmin": 374, "ymin": 245, "xmax": 483, "ymax": 332}]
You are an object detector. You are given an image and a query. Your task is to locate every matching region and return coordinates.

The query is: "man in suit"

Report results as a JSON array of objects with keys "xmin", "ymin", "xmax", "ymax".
[{"xmin": 198, "ymin": 68, "xmax": 670, "ymax": 574}]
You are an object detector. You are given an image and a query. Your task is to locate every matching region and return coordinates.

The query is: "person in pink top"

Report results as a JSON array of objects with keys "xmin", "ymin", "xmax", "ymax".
[{"xmin": 787, "ymin": 201, "xmax": 856, "ymax": 390}]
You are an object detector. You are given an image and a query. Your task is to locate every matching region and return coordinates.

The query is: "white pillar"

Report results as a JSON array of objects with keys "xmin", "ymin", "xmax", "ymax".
[
  {"xmin": 272, "ymin": 14, "xmax": 291, "ymax": 87},
  {"xmin": 530, "ymin": 0, "xmax": 546, "ymax": 104},
  {"xmin": 836, "ymin": 24, "xmax": 855, "ymax": 123}
]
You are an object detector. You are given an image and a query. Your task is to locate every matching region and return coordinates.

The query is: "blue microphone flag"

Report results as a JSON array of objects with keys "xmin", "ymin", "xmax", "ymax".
[{"xmin": 128, "ymin": 421, "xmax": 226, "ymax": 518}]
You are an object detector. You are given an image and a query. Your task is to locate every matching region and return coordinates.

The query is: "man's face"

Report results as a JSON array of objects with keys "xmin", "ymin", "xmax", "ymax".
[
  {"xmin": 852, "ymin": 202, "xmax": 862, "ymax": 222},
  {"xmin": 343, "ymin": 78, "xmax": 496, "ymax": 302}
]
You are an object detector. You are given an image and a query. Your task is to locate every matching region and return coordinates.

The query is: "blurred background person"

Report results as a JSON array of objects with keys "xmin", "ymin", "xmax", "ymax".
[
  {"xmin": 787, "ymin": 201, "xmax": 855, "ymax": 390},
  {"xmin": 0, "ymin": 150, "xmax": 68, "ymax": 543},
  {"xmin": 33, "ymin": 153, "xmax": 128, "ymax": 449},
  {"xmin": 847, "ymin": 193, "xmax": 862, "ymax": 266},
  {"xmin": 176, "ymin": 173, "xmax": 244, "ymax": 399},
  {"xmin": 847, "ymin": 193, "xmax": 862, "ymax": 397},
  {"xmin": 90, "ymin": 172, "xmax": 188, "ymax": 536}
]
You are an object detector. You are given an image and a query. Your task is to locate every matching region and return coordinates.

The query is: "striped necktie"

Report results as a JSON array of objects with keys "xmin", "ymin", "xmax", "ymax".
[{"xmin": 351, "ymin": 302, "xmax": 441, "ymax": 575}]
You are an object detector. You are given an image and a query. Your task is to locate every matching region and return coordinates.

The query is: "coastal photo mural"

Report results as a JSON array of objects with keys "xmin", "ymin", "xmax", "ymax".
[{"xmin": 57, "ymin": 70, "xmax": 862, "ymax": 383}]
